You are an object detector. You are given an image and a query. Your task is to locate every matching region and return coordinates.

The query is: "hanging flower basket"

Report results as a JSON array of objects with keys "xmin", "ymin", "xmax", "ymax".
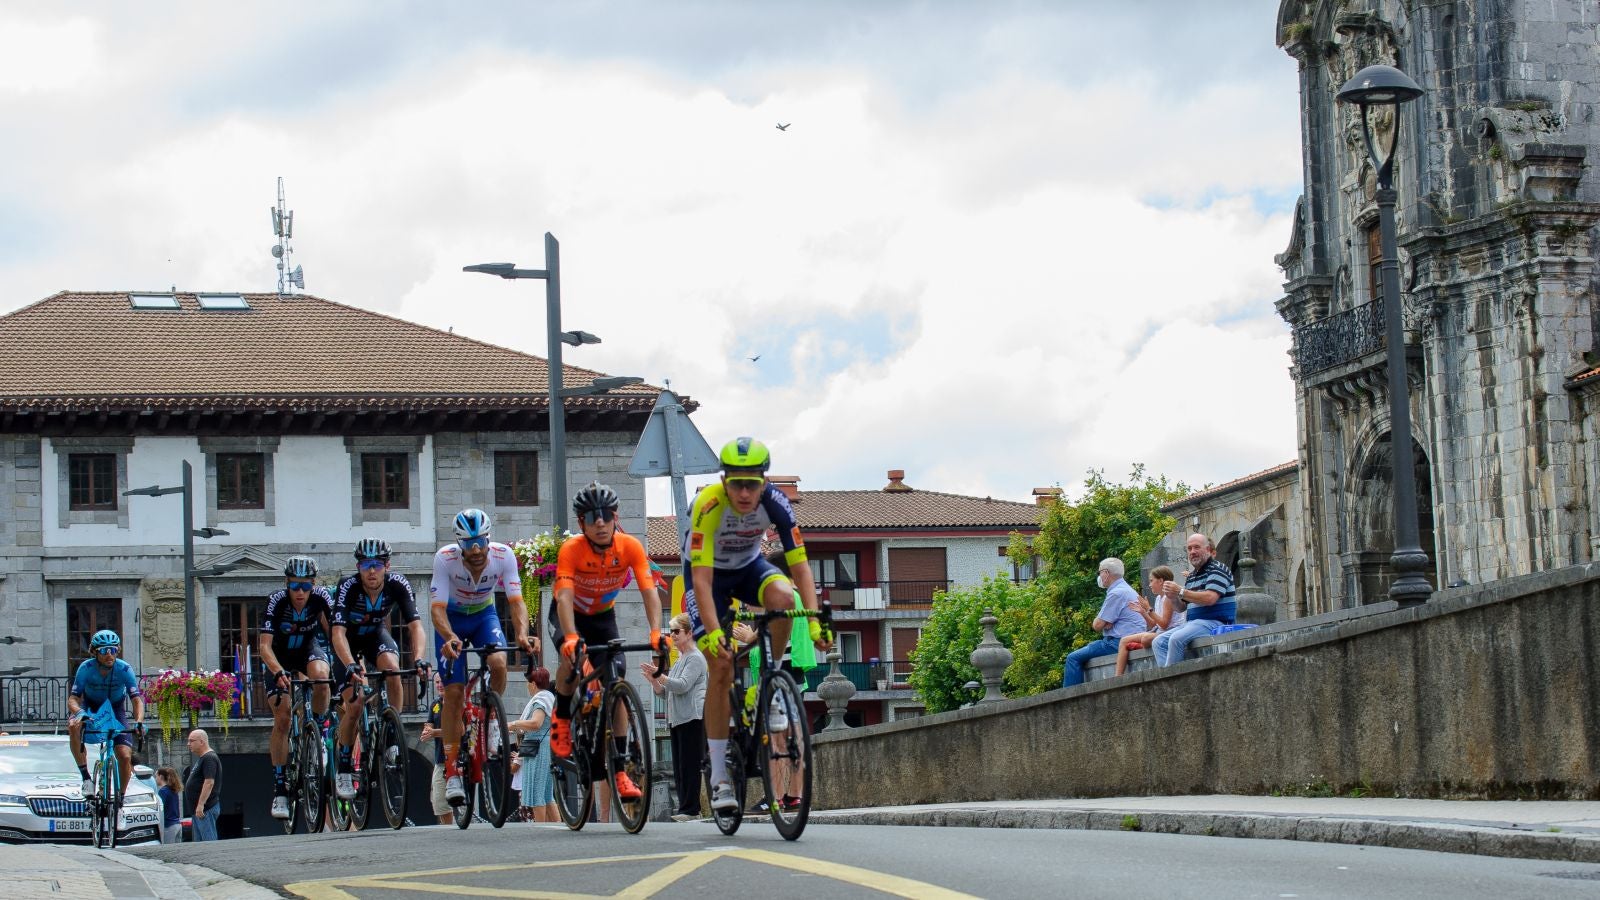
[
  {"xmin": 512, "ymin": 529, "xmax": 569, "ymax": 630},
  {"xmin": 145, "ymin": 669, "xmax": 239, "ymax": 743}
]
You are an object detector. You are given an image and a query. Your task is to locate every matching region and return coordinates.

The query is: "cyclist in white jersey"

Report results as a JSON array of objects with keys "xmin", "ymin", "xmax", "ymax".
[{"xmin": 430, "ymin": 508, "xmax": 536, "ymax": 803}]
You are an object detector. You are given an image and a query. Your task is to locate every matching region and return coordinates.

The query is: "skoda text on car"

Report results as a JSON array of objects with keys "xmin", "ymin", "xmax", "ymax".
[{"xmin": 0, "ymin": 734, "xmax": 161, "ymax": 844}]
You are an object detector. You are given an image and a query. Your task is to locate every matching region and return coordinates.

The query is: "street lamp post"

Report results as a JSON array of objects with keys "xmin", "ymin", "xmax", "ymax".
[
  {"xmin": 124, "ymin": 461, "xmax": 234, "ymax": 671},
  {"xmin": 465, "ymin": 235, "xmax": 642, "ymax": 533},
  {"xmin": 1336, "ymin": 64, "xmax": 1433, "ymax": 608}
]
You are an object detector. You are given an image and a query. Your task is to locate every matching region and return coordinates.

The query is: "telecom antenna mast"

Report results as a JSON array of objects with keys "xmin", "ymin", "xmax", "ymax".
[{"xmin": 270, "ymin": 177, "xmax": 305, "ymax": 294}]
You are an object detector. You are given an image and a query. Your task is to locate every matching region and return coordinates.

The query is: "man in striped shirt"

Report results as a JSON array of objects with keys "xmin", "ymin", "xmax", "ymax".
[{"xmin": 1151, "ymin": 533, "xmax": 1237, "ymax": 666}]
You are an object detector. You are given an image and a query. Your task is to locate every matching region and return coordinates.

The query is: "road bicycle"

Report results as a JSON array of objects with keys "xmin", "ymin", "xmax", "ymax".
[
  {"xmin": 327, "ymin": 663, "xmax": 426, "ymax": 831},
  {"xmin": 705, "ymin": 602, "xmax": 831, "ymax": 841},
  {"xmin": 277, "ymin": 676, "xmax": 334, "ymax": 834},
  {"xmin": 83, "ymin": 719, "xmax": 144, "ymax": 849},
  {"xmin": 447, "ymin": 644, "xmax": 514, "ymax": 829},
  {"xmin": 551, "ymin": 636, "xmax": 665, "ymax": 834}
]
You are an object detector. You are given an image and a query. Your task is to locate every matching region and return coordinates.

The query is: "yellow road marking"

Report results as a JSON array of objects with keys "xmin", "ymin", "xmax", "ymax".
[{"xmin": 284, "ymin": 846, "xmax": 979, "ymax": 900}]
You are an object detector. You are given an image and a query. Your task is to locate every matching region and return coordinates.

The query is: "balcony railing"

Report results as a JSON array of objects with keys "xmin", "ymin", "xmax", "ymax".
[
  {"xmin": 0, "ymin": 671, "xmax": 423, "ymax": 726},
  {"xmin": 817, "ymin": 580, "xmax": 954, "ymax": 610},
  {"xmin": 799, "ymin": 659, "xmax": 914, "ymax": 693},
  {"xmin": 1292, "ymin": 298, "xmax": 1385, "ymax": 376}
]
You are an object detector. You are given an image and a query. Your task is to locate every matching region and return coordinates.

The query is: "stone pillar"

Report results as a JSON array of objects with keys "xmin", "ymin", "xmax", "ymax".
[
  {"xmin": 1233, "ymin": 534, "xmax": 1279, "ymax": 626},
  {"xmin": 815, "ymin": 650, "xmax": 855, "ymax": 731},
  {"xmin": 968, "ymin": 608, "xmax": 1012, "ymax": 704}
]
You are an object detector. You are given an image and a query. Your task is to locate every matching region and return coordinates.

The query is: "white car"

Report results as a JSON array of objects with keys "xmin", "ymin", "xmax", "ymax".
[{"xmin": 0, "ymin": 734, "xmax": 162, "ymax": 845}]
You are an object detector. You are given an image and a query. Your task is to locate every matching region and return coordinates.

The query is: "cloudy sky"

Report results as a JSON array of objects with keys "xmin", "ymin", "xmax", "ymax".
[{"xmin": 0, "ymin": 1, "xmax": 1304, "ymax": 513}]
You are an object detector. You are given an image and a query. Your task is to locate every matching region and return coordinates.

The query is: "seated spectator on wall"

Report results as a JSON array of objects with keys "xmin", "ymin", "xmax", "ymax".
[
  {"xmin": 1061, "ymin": 558, "xmax": 1148, "ymax": 687},
  {"xmin": 1151, "ymin": 534, "xmax": 1237, "ymax": 667},
  {"xmin": 1113, "ymin": 565, "xmax": 1185, "ymax": 676}
]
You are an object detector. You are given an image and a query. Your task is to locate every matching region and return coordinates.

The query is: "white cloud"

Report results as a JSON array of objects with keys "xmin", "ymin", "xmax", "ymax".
[
  {"xmin": 0, "ymin": 2, "xmax": 1305, "ymax": 517},
  {"xmin": 0, "ymin": 14, "xmax": 103, "ymax": 95}
]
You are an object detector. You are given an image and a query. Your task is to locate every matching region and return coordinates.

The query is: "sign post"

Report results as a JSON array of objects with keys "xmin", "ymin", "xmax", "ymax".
[{"xmin": 628, "ymin": 390, "xmax": 720, "ymax": 553}]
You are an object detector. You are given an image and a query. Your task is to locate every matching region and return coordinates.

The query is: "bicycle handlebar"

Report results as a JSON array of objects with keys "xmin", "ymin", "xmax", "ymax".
[{"xmin": 559, "ymin": 637, "xmax": 667, "ymax": 691}]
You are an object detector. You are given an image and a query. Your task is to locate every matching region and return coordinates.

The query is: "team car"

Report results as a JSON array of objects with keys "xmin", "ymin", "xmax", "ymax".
[{"xmin": 0, "ymin": 734, "xmax": 161, "ymax": 845}]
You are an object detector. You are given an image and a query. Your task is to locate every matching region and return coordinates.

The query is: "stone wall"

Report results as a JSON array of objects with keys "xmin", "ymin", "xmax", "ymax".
[{"xmin": 814, "ymin": 564, "xmax": 1600, "ymax": 806}]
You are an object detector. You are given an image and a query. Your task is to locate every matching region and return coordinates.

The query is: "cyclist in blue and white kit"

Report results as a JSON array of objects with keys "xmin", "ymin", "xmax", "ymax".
[
  {"xmin": 67, "ymin": 629, "xmax": 145, "ymax": 799},
  {"xmin": 431, "ymin": 508, "xmax": 536, "ymax": 804}
]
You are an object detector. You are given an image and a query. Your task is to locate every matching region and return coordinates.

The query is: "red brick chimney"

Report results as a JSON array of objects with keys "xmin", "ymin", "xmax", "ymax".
[
  {"xmin": 1032, "ymin": 487, "xmax": 1062, "ymax": 506},
  {"xmin": 768, "ymin": 474, "xmax": 800, "ymax": 500},
  {"xmin": 883, "ymin": 469, "xmax": 913, "ymax": 493}
]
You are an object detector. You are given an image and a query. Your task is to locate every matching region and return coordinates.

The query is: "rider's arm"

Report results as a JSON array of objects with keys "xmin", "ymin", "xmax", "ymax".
[
  {"xmin": 257, "ymin": 633, "xmax": 284, "ymax": 678},
  {"xmin": 330, "ymin": 625, "xmax": 356, "ymax": 668},
  {"xmin": 690, "ymin": 563, "xmax": 719, "ymax": 635},
  {"xmin": 130, "ymin": 693, "xmax": 145, "ymax": 725},
  {"xmin": 625, "ymin": 542, "xmax": 663, "ymax": 635},
  {"xmin": 430, "ymin": 601, "xmax": 457, "ymax": 647},
  {"xmin": 393, "ymin": 575, "xmax": 429, "ymax": 665}
]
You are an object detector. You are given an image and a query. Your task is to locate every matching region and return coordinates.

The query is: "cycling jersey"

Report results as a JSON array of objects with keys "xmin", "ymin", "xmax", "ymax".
[
  {"xmin": 685, "ymin": 481, "xmax": 807, "ymax": 571},
  {"xmin": 429, "ymin": 542, "xmax": 523, "ymax": 615},
  {"xmin": 70, "ymin": 657, "xmax": 140, "ymax": 706},
  {"xmin": 333, "ymin": 572, "xmax": 421, "ymax": 636},
  {"xmin": 262, "ymin": 587, "xmax": 334, "ymax": 650},
  {"xmin": 553, "ymin": 531, "xmax": 653, "ymax": 616}
]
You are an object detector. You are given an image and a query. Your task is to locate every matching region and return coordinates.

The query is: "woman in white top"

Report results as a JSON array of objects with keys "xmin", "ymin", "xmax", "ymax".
[
  {"xmin": 641, "ymin": 611, "xmax": 706, "ymax": 821},
  {"xmin": 508, "ymin": 666, "xmax": 557, "ymax": 823},
  {"xmin": 1114, "ymin": 565, "xmax": 1186, "ymax": 676}
]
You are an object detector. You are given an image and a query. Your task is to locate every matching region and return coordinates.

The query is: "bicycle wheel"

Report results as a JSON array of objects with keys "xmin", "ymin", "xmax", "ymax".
[
  {"xmin": 91, "ymin": 761, "xmax": 112, "ymax": 848},
  {"xmin": 377, "ymin": 708, "xmax": 408, "ymax": 830},
  {"xmin": 707, "ymin": 735, "xmax": 746, "ymax": 836},
  {"xmin": 552, "ymin": 735, "xmax": 593, "ymax": 831},
  {"xmin": 453, "ymin": 710, "xmax": 476, "ymax": 830},
  {"xmin": 298, "ymin": 714, "xmax": 327, "ymax": 833},
  {"xmin": 605, "ymin": 680, "xmax": 652, "ymax": 834},
  {"xmin": 326, "ymin": 710, "xmax": 352, "ymax": 832},
  {"xmin": 104, "ymin": 758, "xmax": 121, "ymax": 848},
  {"xmin": 477, "ymin": 690, "xmax": 513, "ymax": 827},
  {"xmin": 350, "ymin": 725, "xmax": 372, "ymax": 831},
  {"xmin": 758, "ymin": 670, "xmax": 812, "ymax": 841}
]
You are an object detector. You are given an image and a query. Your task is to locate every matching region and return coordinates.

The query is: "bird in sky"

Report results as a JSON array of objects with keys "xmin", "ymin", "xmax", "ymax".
[
  {"xmin": 748, "ymin": 354, "xmax": 762, "ymax": 362},
  {"xmin": 775, "ymin": 123, "xmax": 790, "ymax": 131}
]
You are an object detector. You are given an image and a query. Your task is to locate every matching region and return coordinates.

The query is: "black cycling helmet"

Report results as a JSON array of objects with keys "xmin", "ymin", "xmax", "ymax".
[
  {"xmin": 573, "ymin": 481, "xmax": 620, "ymax": 520},
  {"xmin": 353, "ymin": 538, "xmax": 391, "ymax": 562},
  {"xmin": 284, "ymin": 556, "xmax": 318, "ymax": 579}
]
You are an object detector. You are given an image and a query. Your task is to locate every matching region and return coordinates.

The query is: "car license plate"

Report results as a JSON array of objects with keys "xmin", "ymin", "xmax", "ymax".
[{"xmin": 50, "ymin": 819, "xmax": 91, "ymax": 832}]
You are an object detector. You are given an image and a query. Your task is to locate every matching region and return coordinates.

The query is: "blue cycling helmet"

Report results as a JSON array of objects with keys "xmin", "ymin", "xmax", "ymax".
[
  {"xmin": 453, "ymin": 508, "xmax": 492, "ymax": 541},
  {"xmin": 89, "ymin": 629, "xmax": 121, "ymax": 652},
  {"xmin": 283, "ymin": 556, "xmax": 318, "ymax": 579}
]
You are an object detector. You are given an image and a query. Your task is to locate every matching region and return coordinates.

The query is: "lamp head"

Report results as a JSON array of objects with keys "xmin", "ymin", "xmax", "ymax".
[
  {"xmin": 463, "ymin": 262, "xmax": 517, "ymax": 277},
  {"xmin": 1336, "ymin": 65, "xmax": 1424, "ymax": 107}
]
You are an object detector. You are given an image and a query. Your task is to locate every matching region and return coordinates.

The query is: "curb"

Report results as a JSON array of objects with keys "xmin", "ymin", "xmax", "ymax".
[
  {"xmin": 808, "ymin": 807, "xmax": 1600, "ymax": 864},
  {"xmin": 168, "ymin": 862, "xmax": 285, "ymax": 900}
]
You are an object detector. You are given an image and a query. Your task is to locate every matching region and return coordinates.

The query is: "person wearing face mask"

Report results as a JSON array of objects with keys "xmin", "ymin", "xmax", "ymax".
[{"xmin": 1061, "ymin": 557, "xmax": 1147, "ymax": 688}]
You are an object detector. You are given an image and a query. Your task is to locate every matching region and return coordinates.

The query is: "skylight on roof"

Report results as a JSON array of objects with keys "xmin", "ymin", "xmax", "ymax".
[
  {"xmin": 197, "ymin": 293, "xmax": 250, "ymax": 310},
  {"xmin": 129, "ymin": 293, "xmax": 179, "ymax": 310}
]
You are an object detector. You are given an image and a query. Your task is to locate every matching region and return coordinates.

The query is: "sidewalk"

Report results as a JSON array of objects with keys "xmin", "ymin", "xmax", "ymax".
[
  {"xmin": 0, "ymin": 843, "xmax": 276, "ymax": 900},
  {"xmin": 810, "ymin": 795, "xmax": 1600, "ymax": 863}
]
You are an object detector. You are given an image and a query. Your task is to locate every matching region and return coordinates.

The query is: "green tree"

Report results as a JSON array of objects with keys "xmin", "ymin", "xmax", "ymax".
[
  {"xmin": 907, "ymin": 574, "xmax": 1040, "ymax": 714},
  {"xmin": 998, "ymin": 466, "xmax": 1188, "ymax": 697}
]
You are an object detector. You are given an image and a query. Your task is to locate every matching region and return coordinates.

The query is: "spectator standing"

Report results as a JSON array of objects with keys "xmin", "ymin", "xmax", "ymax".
[
  {"xmin": 183, "ymin": 729, "xmax": 222, "ymax": 841},
  {"xmin": 156, "ymin": 766, "xmax": 182, "ymax": 844},
  {"xmin": 509, "ymin": 666, "xmax": 557, "ymax": 823},
  {"xmin": 1061, "ymin": 558, "xmax": 1147, "ymax": 687},
  {"xmin": 417, "ymin": 672, "xmax": 452, "ymax": 826},
  {"xmin": 1113, "ymin": 565, "xmax": 1185, "ymax": 676},
  {"xmin": 1152, "ymin": 533, "xmax": 1237, "ymax": 666},
  {"xmin": 643, "ymin": 612, "xmax": 706, "ymax": 822}
]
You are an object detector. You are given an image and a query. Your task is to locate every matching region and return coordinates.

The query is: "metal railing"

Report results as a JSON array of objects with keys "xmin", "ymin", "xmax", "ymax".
[
  {"xmin": 799, "ymin": 659, "xmax": 913, "ymax": 692},
  {"xmin": 0, "ymin": 670, "xmax": 423, "ymax": 726},
  {"xmin": 817, "ymin": 580, "xmax": 954, "ymax": 609},
  {"xmin": 1292, "ymin": 298, "xmax": 1385, "ymax": 375}
]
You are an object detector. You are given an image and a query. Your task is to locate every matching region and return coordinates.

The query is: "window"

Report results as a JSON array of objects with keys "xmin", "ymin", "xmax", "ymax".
[
  {"xmin": 216, "ymin": 453, "xmax": 264, "ymax": 509},
  {"xmin": 67, "ymin": 599, "xmax": 122, "ymax": 673},
  {"xmin": 494, "ymin": 451, "xmax": 538, "ymax": 506},
  {"xmin": 1000, "ymin": 546, "xmax": 1040, "ymax": 583},
  {"xmin": 808, "ymin": 553, "xmax": 858, "ymax": 589},
  {"xmin": 361, "ymin": 453, "xmax": 409, "ymax": 508},
  {"xmin": 68, "ymin": 454, "xmax": 117, "ymax": 510},
  {"xmin": 218, "ymin": 597, "xmax": 268, "ymax": 714},
  {"xmin": 886, "ymin": 547, "xmax": 948, "ymax": 605},
  {"xmin": 1366, "ymin": 223, "xmax": 1383, "ymax": 303}
]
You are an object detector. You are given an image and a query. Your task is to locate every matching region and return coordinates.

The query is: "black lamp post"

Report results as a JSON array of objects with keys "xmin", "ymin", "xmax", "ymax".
[
  {"xmin": 1336, "ymin": 63, "xmax": 1433, "ymax": 607},
  {"xmin": 124, "ymin": 462, "xmax": 235, "ymax": 671}
]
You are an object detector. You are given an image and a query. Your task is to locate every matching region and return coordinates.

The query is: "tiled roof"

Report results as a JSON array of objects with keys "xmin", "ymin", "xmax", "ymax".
[
  {"xmin": 1566, "ymin": 365, "xmax": 1600, "ymax": 389},
  {"xmin": 645, "ymin": 489, "xmax": 1042, "ymax": 556},
  {"xmin": 0, "ymin": 291, "xmax": 665, "ymax": 412},
  {"xmin": 1165, "ymin": 460, "xmax": 1299, "ymax": 508}
]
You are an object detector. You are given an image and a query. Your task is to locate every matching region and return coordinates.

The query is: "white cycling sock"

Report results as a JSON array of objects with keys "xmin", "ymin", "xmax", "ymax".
[{"xmin": 708, "ymin": 738, "xmax": 729, "ymax": 785}]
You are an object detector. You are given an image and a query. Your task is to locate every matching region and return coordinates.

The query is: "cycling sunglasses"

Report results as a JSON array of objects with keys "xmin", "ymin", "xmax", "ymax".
[
  {"xmin": 580, "ymin": 509, "xmax": 617, "ymax": 526},
  {"xmin": 457, "ymin": 536, "xmax": 490, "ymax": 551},
  {"xmin": 287, "ymin": 581, "xmax": 315, "ymax": 592},
  {"xmin": 356, "ymin": 558, "xmax": 388, "ymax": 571},
  {"xmin": 95, "ymin": 646, "xmax": 119, "ymax": 655},
  {"xmin": 725, "ymin": 476, "xmax": 765, "ymax": 491}
]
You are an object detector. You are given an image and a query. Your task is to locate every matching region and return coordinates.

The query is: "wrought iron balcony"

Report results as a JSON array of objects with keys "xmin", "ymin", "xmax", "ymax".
[{"xmin": 1292, "ymin": 298, "xmax": 1385, "ymax": 376}]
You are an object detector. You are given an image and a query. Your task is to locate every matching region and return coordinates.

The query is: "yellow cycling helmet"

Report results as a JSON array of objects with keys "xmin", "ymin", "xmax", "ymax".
[{"xmin": 719, "ymin": 437, "xmax": 771, "ymax": 473}]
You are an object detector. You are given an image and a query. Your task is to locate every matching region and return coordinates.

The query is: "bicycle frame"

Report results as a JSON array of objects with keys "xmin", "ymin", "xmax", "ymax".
[
  {"xmin": 552, "ymin": 637, "xmax": 665, "ymax": 834},
  {"xmin": 446, "ymin": 644, "xmax": 514, "ymax": 829},
  {"xmin": 339, "ymin": 664, "xmax": 426, "ymax": 830}
]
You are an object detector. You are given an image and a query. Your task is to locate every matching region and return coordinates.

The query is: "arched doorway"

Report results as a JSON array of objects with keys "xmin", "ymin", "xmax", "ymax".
[{"xmin": 1351, "ymin": 434, "xmax": 1438, "ymax": 604}]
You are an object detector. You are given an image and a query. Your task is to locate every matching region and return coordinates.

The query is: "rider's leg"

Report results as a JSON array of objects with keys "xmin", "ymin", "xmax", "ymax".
[
  {"xmin": 307, "ymin": 659, "xmax": 331, "ymax": 718},
  {"xmin": 487, "ymin": 649, "xmax": 508, "ymax": 696},
  {"xmin": 377, "ymin": 650, "xmax": 403, "ymax": 710},
  {"xmin": 68, "ymin": 715, "xmax": 87, "ymax": 772},
  {"xmin": 441, "ymin": 684, "xmax": 466, "ymax": 772},
  {"xmin": 268, "ymin": 692, "xmax": 290, "ymax": 766},
  {"xmin": 761, "ymin": 575, "xmax": 796, "ymax": 661},
  {"xmin": 114, "ymin": 742, "xmax": 133, "ymax": 803},
  {"xmin": 338, "ymin": 685, "xmax": 362, "ymax": 748},
  {"xmin": 703, "ymin": 650, "xmax": 732, "ymax": 787}
]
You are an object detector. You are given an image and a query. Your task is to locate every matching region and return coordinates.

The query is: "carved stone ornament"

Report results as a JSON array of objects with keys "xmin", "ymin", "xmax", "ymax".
[{"xmin": 139, "ymin": 577, "xmax": 191, "ymax": 670}]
